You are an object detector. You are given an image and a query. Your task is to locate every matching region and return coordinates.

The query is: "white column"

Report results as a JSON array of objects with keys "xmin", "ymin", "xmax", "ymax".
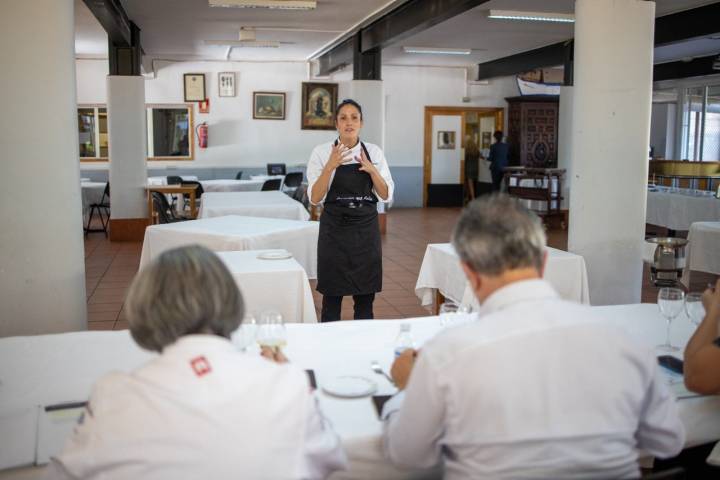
[
  {"xmin": 568, "ymin": 0, "xmax": 655, "ymax": 305},
  {"xmin": 0, "ymin": 0, "xmax": 87, "ymax": 335},
  {"xmin": 557, "ymin": 86, "xmax": 574, "ymax": 211},
  {"xmin": 107, "ymin": 76, "xmax": 148, "ymax": 233},
  {"xmin": 349, "ymin": 80, "xmax": 385, "ymax": 149}
]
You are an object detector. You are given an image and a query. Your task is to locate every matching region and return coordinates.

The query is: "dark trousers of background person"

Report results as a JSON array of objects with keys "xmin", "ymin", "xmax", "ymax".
[
  {"xmin": 491, "ymin": 171, "xmax": 504, "ymax": 192},
  {"xmin": 321, "ymin": 294, "xmax": 375, "ymax": 322}
]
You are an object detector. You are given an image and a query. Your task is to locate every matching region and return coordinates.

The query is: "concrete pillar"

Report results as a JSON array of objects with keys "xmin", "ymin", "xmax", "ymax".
[
  {"xmin": 107, "ymin": 76, "xmax": 148, "ymax": 240},
  {"xmin": 349, "ymin": 80, "xmax": 385, "ymax": 149},
  {"xmin": 557, "ymin": 86, "xmax": 574, "ymax": 211},
  {"xmin": 568, "ymin": 0, "xmax": 655, "ymax": 305},
  {"xmin": 0, "ymin": 0, "xmax": 87, "ymax": 335}
]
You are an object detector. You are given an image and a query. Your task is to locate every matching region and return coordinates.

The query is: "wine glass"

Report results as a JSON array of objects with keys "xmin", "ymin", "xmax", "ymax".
[
  {"xmin": 439, "ymin": 301, "xmax": 459, "ymax": 327},
  {"xmin": 232, "ymin": 313, "xmax": 257, "ymax": 351},
  {"xmin": 684, "ymin": 292, "xmax": 705, "ymax": 326},
  {"xmin": 256, "ymin": 310, "xmax": 286, "ymax": 350},
  {"xmin": 657, "ymin": 287, "xmax": 684, "ymax": 352}
]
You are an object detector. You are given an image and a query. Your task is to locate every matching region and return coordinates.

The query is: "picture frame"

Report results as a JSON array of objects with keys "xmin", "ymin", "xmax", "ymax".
[
  {"xmin": 184, "ymin": 73, "xmax": 206, "ymax": 102},
  {"xmin": 301, "ymin": 82, "xmax": 338, "ymax": 130},
  {"xmin": 253, "ymin": 92, "xmax": 286, "ymax": 120},
  {"xmin": 218, "ymin": 72, "xmax": 236, "ymax": 97},
  {"xmin": 438, "ymin": 131, "xmax": 456, "ymax": 150}
]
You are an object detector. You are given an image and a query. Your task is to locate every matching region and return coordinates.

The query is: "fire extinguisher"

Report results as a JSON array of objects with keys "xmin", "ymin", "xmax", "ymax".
[{"xmin": 196, "ymin": 122, "xmax": 208, "ymax": 149}]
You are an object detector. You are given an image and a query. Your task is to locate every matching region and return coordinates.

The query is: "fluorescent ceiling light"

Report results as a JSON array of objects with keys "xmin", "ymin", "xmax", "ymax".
[
  {"xmin": 209, "ymin": 0, "xmax": 316, "ymax": 9},
  {"xmin": 403, "ymin": 46, "xmax": 471, "ymax": 55},
  {"xmin": 488, "ymin": 10, "xmax": 575, "ymax": 23}
]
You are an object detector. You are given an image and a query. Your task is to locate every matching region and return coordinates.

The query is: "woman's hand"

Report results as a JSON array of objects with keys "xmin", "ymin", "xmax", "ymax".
[
  {"xmin": 357, "ymin": 149, "xmax": 379, "ymax": 176},
  {"xmin": 326, "ymin": 143, "xmax": 353, "ymax": 171}
]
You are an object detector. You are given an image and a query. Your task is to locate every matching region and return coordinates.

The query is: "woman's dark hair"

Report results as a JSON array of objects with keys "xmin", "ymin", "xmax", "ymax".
[
  {"xmin": 335, "ymin": 99, "xmax": 363, "ymax": 120},
  {"xmin": 493, "ymin": 130, "xmax": 504, "ymax": 142}
]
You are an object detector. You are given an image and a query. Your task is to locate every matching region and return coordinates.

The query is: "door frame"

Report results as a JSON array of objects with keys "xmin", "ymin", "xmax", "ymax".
[{"xmin": 423, "ymin": 106, "xmax": 504, "ymax": 207}]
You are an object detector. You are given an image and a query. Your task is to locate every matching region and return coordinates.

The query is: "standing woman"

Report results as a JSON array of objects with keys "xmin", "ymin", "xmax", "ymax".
[{"xmin": 307, "ymin": 99, "xmax": 394, "ymax": 322}]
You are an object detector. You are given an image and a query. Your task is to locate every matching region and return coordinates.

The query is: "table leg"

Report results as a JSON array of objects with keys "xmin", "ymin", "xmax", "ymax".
[
  {"xmin": 433, "ymin": 289, "xmax": 446, "ymax": 316},
  {"xmin": 147, "ymin": 191, "xmax": 157, "ymax": 225},
  {"xmin": 189, "ymin": 192, "xmax": 197, "ymax": 219}
]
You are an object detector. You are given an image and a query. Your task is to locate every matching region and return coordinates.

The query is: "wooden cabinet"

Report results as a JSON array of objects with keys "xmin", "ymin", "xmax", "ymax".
[{"xmin": 506, "ymin": 95, "xmax": 559, "ymax": 168}]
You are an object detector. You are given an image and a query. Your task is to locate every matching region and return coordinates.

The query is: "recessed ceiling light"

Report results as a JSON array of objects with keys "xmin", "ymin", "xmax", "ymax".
[
  {"xmin": 403, "ymin": 46, "xmax": 472, "ymax": 55},
  {"xmin": 487, "ymin": 9, "xmax": 575, "ymax": 23},
  {"xmin": 209, "ymin": 0, "xmax": 316, "ymax": 9}
]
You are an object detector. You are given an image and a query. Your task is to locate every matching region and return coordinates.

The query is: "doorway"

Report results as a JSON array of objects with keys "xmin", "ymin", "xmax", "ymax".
[{"xmin": 423, "ymin": 106, "xmax": 504, "ymax": 207}]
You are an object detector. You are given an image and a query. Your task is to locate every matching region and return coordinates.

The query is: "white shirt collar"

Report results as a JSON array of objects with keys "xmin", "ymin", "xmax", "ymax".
[
  {"xmin": 478, "ymin": 279, "xmax": 558, "ymax": 316},
  {"xmin": 162, "ymin": 334, "xmax": 237, "ymax": 355}
]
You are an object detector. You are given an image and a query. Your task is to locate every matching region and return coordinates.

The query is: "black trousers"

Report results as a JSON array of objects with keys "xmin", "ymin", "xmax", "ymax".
[{"xmin": 321, "ymin": 294, "xmax": 375, "ymax": 322}]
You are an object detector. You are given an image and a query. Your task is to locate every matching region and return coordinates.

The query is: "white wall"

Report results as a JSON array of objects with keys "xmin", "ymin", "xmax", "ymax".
[
  {"xmin": 650, "ymin": 102, "xmax": 676, "ymax": 159},
  {"xmin": 76, "ymin": 59, "xmax": 518, "ymax": 172}
]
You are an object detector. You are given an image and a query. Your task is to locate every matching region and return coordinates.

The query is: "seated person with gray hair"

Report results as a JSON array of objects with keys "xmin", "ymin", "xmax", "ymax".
[
  {"xmin": 382, "ymin": 195, "xmax": 685, "ymax": 479},
  {"xmin": 49, "ymin": 245, "xmax": 346, "ymax": 480}
]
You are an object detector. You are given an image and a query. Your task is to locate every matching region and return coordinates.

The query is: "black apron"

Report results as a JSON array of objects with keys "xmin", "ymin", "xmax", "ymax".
[{"xmin": 316, "ymin": 142, "xmax": 382, "ymax": 296}]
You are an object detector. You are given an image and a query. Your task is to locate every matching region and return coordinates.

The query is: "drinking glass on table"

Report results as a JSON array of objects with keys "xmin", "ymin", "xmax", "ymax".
[
  {"xmin": 684, "ymin": 292, "xmax": 705, "ymax": 326},
  {"xmin": 256, "ymin": 310, "xmax": 286, "ymax": 350},
  {"xmin": 232, "ymin": 313, "xmax": 257, "ymax": 351},
  {"xmin": 657, "ymin": 287, "xmax": 684, "ymax": 352},
  {"xmin": 439, "ymin": 301, "xmax": 463, "ymax": 327}
]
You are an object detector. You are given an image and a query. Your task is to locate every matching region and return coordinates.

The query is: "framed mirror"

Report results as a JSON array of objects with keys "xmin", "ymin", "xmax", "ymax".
[{"xmin": 146, "ymin": 105, "xmax": 194, "ymax": 160}]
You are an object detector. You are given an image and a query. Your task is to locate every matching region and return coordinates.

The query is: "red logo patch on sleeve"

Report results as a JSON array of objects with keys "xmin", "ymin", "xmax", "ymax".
[{"xmin": 190, "ymin": 356, "xmax": 212, "ymax": 377}]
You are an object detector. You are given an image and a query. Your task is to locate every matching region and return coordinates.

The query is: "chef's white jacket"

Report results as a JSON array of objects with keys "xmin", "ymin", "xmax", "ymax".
[
  {"xmin": 382, "ymin": 280, "xmax": 686, "ymax": 479},
  {"xmin": 49, "ymin": 335, "xmax": 347, "ymax": 479},
  {"xmin": 307, "ymin": 141, "xmax": 394, "ymax": 205}
]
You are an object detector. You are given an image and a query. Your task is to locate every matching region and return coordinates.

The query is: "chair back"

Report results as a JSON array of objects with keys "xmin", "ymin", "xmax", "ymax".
[
  {"xmin": 261, "ymin": 179, "xmax": 282, "ymax": 191},
  {"xmin": 99, "ymin": 182, "xmax": 110, "ymax": 205},
  {"xmin": 152, "ymin": 192, "xmax": 174, "ymax": 224},
  {"xmin": 292, "ymin": 183, "xmax": 309, "ymax": 208},
  {"xmin": 283, "ymin": 172, "xmax": 303, "ymax": 188},
  {"xmin": 267, "ymin": 163, "xmax": 286, "ymax": 175},
  {"xmin": 181, "ymin": 180, "xmax": 204, "ymax": 198},
  {"xmin": 167, "ymin": 175, "xmax": 183, "ymax": 185},
  {"xmin": 235, "ymin": 171, "xmax": 243, "ymax": 180}
]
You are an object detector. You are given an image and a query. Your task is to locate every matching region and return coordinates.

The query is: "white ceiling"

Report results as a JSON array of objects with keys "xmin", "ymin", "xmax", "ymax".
[{"xmin": 74, "ymin": 0, "xmax": 720, "ymax": 67}]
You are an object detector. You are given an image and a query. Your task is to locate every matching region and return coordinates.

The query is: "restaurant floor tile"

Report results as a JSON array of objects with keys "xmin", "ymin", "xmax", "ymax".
[{"xmin": 83, "ymin": 208, "xmax": 718, "ymax": 329}]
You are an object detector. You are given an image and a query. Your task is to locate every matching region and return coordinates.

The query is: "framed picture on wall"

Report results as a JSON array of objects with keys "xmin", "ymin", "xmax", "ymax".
[
  {"xmin": 253, "ymin": 92, "xmax": 286, "ymax": 120},
  {"xmin": 481, "ymin": 131, "xmax": 492, "ymax": 149},
  {"xmin": 184, "ymin": 73, "xmax": 206, "ymax": 102},
  {"xmin": 301, "ymin": 82, "xmax": 338, "ymax": 130},
  {"xmin": 438, "ymin": 131, "xmax": 456, "ymax": 149},
  {"xmin": 218, "ymin": 72, "xmax": 235, "ymax": 97}
]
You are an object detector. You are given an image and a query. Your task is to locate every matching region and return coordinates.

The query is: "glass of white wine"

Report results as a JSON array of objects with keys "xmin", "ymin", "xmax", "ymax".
[
  {"xmin": 684, "ymin": 292, "xmax": 705, "ymax": 326},
  {"xmin": 256, "ymin": 310, "xmax": 286, "ymax": 351},
  {"xmin": 657, "ymin": 287, "xmax": 684, "ymax": 352}
]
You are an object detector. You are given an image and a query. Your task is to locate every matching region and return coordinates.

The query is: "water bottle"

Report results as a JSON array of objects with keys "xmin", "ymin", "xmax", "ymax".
[{"xmin": 394, "ymin": 323, "xmax": 415, "ymax": 358}]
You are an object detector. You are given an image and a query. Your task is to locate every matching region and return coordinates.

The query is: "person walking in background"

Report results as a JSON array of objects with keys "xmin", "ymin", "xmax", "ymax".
[
  {"xmin": 488, "ymin": 130, "xmax": 509, "ymax": 191},
  {"xmin": 464, "ymin": 136, "xmax": 480, "ymax": 203}
]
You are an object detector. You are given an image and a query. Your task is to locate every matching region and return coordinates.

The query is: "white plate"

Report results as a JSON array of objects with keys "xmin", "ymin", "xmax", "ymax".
[
  {"xmin": 322, "ymin": 376, "xmax": 377, "ymax": 398},
  {"xmin": 257, "ymin": 250, "xmax": 293, "ymax": 260}
]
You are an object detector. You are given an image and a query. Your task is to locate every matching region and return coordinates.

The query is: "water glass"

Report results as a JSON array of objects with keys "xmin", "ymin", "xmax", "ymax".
[
  {"xmin": 684, "ymin": 292, "xmax": 705, "ymax": 326},
  {"xmin": 657, "ymin": 287, "xmax": 684, "ymax": 352},
  {"xmin": 439, "ymin": 301, "xmax": 459, "ymax": 327},
  {"xmin": 256, "ymin": 310, "xmax": 286, "ymax": 349},
  {"xmin": 233, "ymin": 313, "xmax": 257, "ymax": 351}
]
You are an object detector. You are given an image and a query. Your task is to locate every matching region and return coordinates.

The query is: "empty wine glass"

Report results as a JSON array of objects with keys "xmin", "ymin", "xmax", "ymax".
[
  {"xmin": 232, "ymin": 313, "xmax": 257, "ymax": 351},
  {"xmin": 684, "ymin": 292, "xmax": 705, "ymax": 326},
  {"xmin": 256, "ymin": 310, "xmax": 286, "ymax": 350},
  {"xmin": 439, "ymin": 301, "xmax": 459, "ymax": 327},
  {"xmin": 657, "ymin": 287, "xmax": 684, "ymax": 352}
]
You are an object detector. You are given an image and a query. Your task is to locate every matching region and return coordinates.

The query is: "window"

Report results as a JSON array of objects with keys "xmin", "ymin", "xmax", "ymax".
[
  {"xmin": 680, "ymin": 84, "xmax": 720, "ymax": 161},
  {"xmin": 77, "ymin": 107, "xmax": 107, "ymax": 160}
]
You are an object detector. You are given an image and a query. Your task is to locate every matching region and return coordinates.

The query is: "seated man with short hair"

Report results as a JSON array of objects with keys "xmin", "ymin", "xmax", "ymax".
[{"xmin": 382, "ymin": 195, "xmax": 685, "ymax": 479}]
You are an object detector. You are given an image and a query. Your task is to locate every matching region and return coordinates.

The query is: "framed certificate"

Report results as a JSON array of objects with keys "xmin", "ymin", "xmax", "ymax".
[
  {"xmin": 184, "ymin": 73, "xmax": 206, "ymax": 102},
  {"xmin": 218, "ymin": 72, "xmax": 236, "ymax": 97}
]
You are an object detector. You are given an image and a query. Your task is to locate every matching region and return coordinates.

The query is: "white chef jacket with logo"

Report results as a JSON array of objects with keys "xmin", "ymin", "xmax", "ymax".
[
  {"xmin": 49, "ymin": 335, "xmax": 347, "ymax": 480},
  {"xmin": 382, "ymin": 280, "xmax": 685, "ymax": 479}
]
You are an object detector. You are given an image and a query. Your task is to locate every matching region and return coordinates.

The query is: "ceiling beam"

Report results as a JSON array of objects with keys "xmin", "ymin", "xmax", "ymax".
[
  {"xmin": 360, "ymin": 0, "xmax": 491, "ymax": 53},
  {"xmin": 82, "ymin": 0, "xmax": 133, "ymax": 46},
  {"xmin": 653, "ymin": 54, "xmax": 720, "ymax": 82},
  {"xmin": 476, "ymin": 2, "xmax": 720, "ymax": 81},
  {"xmin": 654, "ymin": 2, "xmax": 720, "ymax": 47},
  {"xmin": 317, "ymin": 0, "xmax": 490, "ymax": 77}
]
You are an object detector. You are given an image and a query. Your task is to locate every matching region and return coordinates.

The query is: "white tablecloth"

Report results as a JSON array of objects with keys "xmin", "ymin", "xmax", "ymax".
[
  {"xmin": 216, "ymin": 250, "xmax": 317, "ymax": 324},
  {"xmin": 139, "ymin": 215, "xmax": 319, "ymax": 278},
  {"xmin": 0, "ymin": 304, "xmax": 717, "ymax": 478},
  {"xmin": 198, "ymin": 191, "xmax": 310, "ymax": 221},
  {"xmin": 646, "ymin": 189, "xmax": 720, "ymax": 231},
  {"xmin": 80, "ymin": 182, "xmax": 105, "ymax": 215},
  {"xmin": 415, "ymin": 243, "xmax": 591, "ymax": 307},
  {"xmin": 250, "ymin": 174, "xmax": 285, "ymax": 183},
  {"xmin": 146, "ymin": 175, "xmax": 198, "ymax": 186},
  {"xmin": 681, "ymin": 222, "xmax": 720, "ymax": 286},
  {"xmin": 199, "ymin": 179, "xmax": 264, "ymax": 193}
]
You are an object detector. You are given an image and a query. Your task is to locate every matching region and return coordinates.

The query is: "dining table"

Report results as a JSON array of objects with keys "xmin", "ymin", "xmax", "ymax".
[
  {"xmin": 198, "ymin": 191, "xmax": 310, "ymax": 221},
  {"xmin": 646, "ymin": 187, "xmax": 720, "ymax": 231},
  {"xmin": 0, "ymin": 304, "xmax": 717, "ymax": 479}
]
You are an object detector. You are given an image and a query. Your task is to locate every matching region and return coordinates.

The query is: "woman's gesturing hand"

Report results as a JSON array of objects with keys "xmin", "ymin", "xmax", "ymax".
[
  {"xmin": 327, "ymin": 142, "xmax": 353, "ymax": 170},
  {"xmin": 357, "ymin": 148, "xmax": 378, "ymax": 176}
]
